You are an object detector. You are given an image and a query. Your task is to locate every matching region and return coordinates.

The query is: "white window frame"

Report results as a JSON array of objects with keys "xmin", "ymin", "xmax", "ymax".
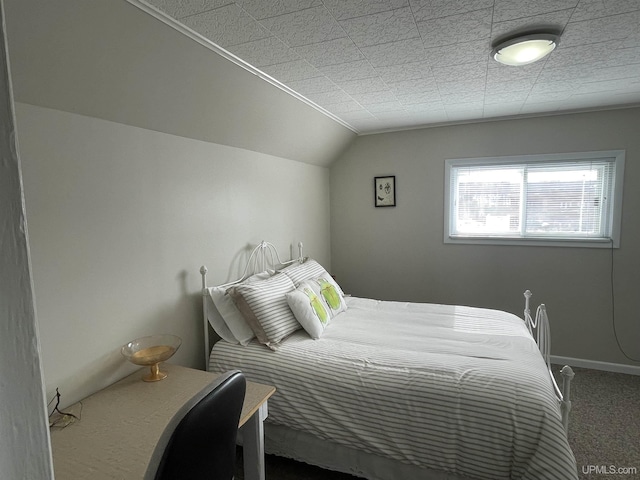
[{"xmin": 444, "ymin": 150, "xmax": 625, "ymax": 248}]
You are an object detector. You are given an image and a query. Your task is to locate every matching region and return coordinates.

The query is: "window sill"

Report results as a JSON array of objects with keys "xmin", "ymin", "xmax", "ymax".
[{"xmin": 444, "ymin": 236, "xmax": 618, "ymax": 248}]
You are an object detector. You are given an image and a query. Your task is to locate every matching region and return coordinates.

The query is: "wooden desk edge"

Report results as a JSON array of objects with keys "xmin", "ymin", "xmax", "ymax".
[{"xmin": 241, "ymin": 382, "xmax": 276, "ymax": 426}]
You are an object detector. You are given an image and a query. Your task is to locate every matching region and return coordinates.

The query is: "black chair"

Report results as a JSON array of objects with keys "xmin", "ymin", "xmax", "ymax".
[{"xmin": 148, "ymin": 370, "xmax": 246, "ymax": 480}]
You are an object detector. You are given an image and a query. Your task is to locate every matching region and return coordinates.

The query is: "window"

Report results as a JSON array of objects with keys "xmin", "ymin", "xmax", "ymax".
[{"xmin": 444, "ymin": 151, "xmax": 625, "ymax": 248}]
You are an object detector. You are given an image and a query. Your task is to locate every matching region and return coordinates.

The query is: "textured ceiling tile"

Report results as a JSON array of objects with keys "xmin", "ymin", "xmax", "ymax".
[
  {"xmin": 530, "ymin": 79, "xmax": 582, "ymax": 95},
  {"xmin": 397, "ymin": 90, "xmax": 442, "ymax": 105},
  {"xmin": 621, "ymin": 29, "xmax": 640, "ymax": 49},
  {"xmin": 441, "ymin": 91, "xmax": 485, "ymax": 105},
  {"xmin": 431, "ymin": 62, "xmax": 487, "ymax": 83},
  {"xmin": 258, "ymin": 6, "xmax": 346, "ymax": 47},
  {"xmin": 237, "ymin": 0, "xmax": 323, "ymax": 20},
  {"xmin": 305, "ymin": 89, "xmax": 355, "ymax": 106},
  {"xmin": 323, "ymin": 0, "xmax": 409, "ymax": 21},
  {"xmin": 144, "ymin": 0, "xmax": 232, "ymax": 19},
  {"xmin": 438, "ymin": 78, "xmax": 486, "ymax": 96},
  {"xmin": 339, "ymin": 7, "xmax": 419, "ymax": 48},
  {"xmin": 404, "ymin": 102, "xmax": 446, "ymax": 114},
  {"xmin": 490, "ymin": 10, "xmax": 572, "ymax": 43},
  {"xmin": 492, "ymin": 0, "xmax": 578, "ymax": 23},
  {"xmin": 573, "ymin": 90, "xmax": 640, "ymax": 108},
  {"xmin": 423, "ymin": 41, "xmax": 489, "ymax": 68},
  {"xmin": 485, "ymin": 79, "xmax": 534, "ymax": 95},
  {"xmin": 526, "ymin": 90, "xmax": 574, "ymax": 103},
  {"xmin": 286, "ymin": 76, "xmax": 338, "ymax": 95},
  {"xmin": 336, "ymin": 76, "xmax": 389, "ymax": 95},
  {"xmin": 543, "ymin": 42, "xmax": 615, "ymax": 69},
  {"xmin": 388, "ymin": 77, "xmax": 438, "ymax": 95},
  {"xmin": 561, "ymin": 11, "xmax": 640, "ymax": 47},
  {"xmin": 336, "ymin": 109, "xmax": 376, "ymax": 120},
  {"xmin": 484, "ymin": 89, "xmax": 530, "ymax": 104},
  {"xmin": 294, "ymin": 37, "xmax": 365, "ymax": 67},
  {"xmin": 486, "ymin": 62, "xmax": 543, "ymax": 83},
  {"xmin": 596, "ymin": 46, "xmax": 640, "ymax": 68},
  {"xmin": 319, "ymin": 60, "xmax": 379, "ymax": 83},
  {"xmin": 410, "ymin": 0, "xmax": 494, "ymax": 22},
  {"xmin": 350, "ymin": 89, "xmax": 398, "ymax": 105},
  {"xmin": 578, "ymin": 78, "xmax": 640, "ymax": 95},
  {"xmin": 570, "ymin": 0, "xmax": 640, "ymax": 22},
  {"xmin": 536, "ymin": 63, "xmax": 597, "ymax": 83},
  {"xmin": 417, "ymin": 8, "xmax": 492, "ymax": 48},
  {"xmin": 325, "ymin": 100, "xmax": 370, "ymax": 114},
  {"xmin": 180, "ymin": 4, "xmax": 269, "ymax": 47},
  {"xmin": 365, "ymin": 101, "xmax": 406, "ymax": 113},
  {"xmin": 375, "ymin": 61, "xmax": 432, "ymax": 83},
  {"xmin": 261, "ymin": 60, "xmax": 322, "ymax": 83},
  {"xmin": 361, "ymin": 38, "xmax": 427, "ymax": 67},
  {"xmin": 590, "ymin": 64, "xmax": 640, "ymax": 82},
  {"xmin": 227, "ymin": 36, "xmax": 300, "ymax": 67}
]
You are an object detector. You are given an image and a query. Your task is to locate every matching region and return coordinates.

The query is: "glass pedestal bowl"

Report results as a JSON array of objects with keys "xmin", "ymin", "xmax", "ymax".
[{"xmin": 121, "ymin": 334, "xmax": 182, "ymax": 382}]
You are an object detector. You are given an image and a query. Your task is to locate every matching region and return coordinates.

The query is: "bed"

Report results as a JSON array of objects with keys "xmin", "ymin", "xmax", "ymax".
[{"xmin": 200, "ymin": 241, "xmax": 577, "ymax": 480}]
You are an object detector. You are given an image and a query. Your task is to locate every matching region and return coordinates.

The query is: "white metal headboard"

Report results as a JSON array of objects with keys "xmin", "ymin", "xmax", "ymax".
[{"xmin": 199, "ymin": 241, "xmax": 305, "ymax": 365}]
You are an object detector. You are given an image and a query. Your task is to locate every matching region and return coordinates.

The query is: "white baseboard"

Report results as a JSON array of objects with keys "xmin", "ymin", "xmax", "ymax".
[{"xmin": 551, "ymin": 355, "xmax": 640, "ymax": 376}]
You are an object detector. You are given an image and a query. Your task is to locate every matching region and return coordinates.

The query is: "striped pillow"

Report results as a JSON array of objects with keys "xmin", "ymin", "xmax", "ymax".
[
  {"xmin": 281, "ymin": 259, "xmax": 345, "ymax": 295},
  {"xmin": 229, "ymin": 273, "xmax": 299, "ymax": 350}
]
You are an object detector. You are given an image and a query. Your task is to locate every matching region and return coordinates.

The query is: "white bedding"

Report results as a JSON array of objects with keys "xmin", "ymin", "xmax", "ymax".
[{"xmin": 210, "ymin": 297, "xmax": 577, "ymax": 480}]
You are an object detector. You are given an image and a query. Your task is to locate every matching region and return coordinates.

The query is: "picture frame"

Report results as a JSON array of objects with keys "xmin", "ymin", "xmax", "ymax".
[{"xmin": 374, "ymin": 175, "xmax": 396, "ymax": 207}]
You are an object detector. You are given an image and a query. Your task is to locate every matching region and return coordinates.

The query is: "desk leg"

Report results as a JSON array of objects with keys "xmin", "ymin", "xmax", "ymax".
[{"xmin": 241, "ymin": 401, "xmax": 268, "ymax": 480}]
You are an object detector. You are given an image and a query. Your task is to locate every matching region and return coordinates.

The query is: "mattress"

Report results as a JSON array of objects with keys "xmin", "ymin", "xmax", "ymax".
[{"xmin": 210, "ymin": 296, "xmax": 577, "ymax": 480}]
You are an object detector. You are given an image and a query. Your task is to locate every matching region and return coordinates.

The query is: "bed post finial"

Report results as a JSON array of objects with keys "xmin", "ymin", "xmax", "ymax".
[
  {"xmin": 560, "ymin": 365, "xmax": 575, "ymax": 433},
  {"xmin": 298, "ymin": 242, "xmax": 304, "ymax": 262},
  {"xmin": 523, "ymin": 290, "xmax": 533, "ymax": 333},
  {"xmin": 200, "ymin": 265, "xmax": 208, "ymax": 295}
]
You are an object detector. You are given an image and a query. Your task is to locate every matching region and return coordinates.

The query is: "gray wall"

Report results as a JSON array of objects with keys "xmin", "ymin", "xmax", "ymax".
[
  {"xmin": 331, "ymin": 108, "xmax": 640, "ymax": 367},
  {"xmin": 16, "ymin": 103, "xmax": 333, "ymax": 406},
  {"xmin": 4, "ymin": 0, "xmax": 353, "ymax": 408},
  {"xmin": 4, "ymin": 0, "xmax": 354, "ymax": 167}
]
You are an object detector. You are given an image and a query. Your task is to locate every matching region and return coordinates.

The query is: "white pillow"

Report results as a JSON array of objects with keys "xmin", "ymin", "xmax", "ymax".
[
  {"xmin": 205, "ymin": 292, "xmax": 238, "ymax": 344},
  {"xmin": 286, "ymin": 280, "xmax": 331, "ymax": 339},
  {"xmin": 309, "ymin": 273, "xmax": 348, "ymax": 316},
  {"xmin": 209, "ymin": 271, "xmax": 273, "ymax": 346},
  {"xmin": 229, "ymin": 273, "xmax": 299, "ymax": 350},
  {"xmin": 286, "ymin": 273, "xmax": 347, "ymax": 340}
]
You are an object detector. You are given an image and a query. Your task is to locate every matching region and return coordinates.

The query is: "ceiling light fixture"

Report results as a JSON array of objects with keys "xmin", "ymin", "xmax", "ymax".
[{"xmin": 491, "ymin": 33, "xmax": 559, "ymax": 66}]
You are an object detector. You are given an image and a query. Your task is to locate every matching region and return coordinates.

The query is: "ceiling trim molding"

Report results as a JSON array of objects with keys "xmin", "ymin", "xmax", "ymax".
[
  {"xmin": 125, "ymin": 0, "xmax": 359, "ymax": 134},
  {"xmin": 359, "ymin": 103, "xmax": 640, "ymax": 136}
]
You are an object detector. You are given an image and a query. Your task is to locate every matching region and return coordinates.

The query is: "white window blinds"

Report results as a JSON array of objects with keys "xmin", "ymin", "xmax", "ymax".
[{"xmin": 445, "ymin": 151, "xmax": 625, "ymax": 247}]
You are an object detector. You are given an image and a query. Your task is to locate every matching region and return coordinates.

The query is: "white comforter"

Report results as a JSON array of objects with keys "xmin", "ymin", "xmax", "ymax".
[{"xmin": 210, "ymin": 297, "xmax": 577, "ymax": 480}]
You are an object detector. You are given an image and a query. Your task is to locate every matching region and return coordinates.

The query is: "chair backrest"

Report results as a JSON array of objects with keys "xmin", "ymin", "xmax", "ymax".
[{"xmin": 149, "ymin": 370, "xmax": 246, "ymax": 480}]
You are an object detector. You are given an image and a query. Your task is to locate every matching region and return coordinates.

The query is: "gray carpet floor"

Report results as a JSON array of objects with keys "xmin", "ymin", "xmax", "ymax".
[{"xmin": 235, "ymin": 365, "xmax": 640, "ymax": 479}]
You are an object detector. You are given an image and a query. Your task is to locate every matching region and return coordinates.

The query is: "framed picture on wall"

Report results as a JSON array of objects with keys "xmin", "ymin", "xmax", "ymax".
[{"xmin": 374, "ymin": 175, "xmax": 396, "ymax": 207}]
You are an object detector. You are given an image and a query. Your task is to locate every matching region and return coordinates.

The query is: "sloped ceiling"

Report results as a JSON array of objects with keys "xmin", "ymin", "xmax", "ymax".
[{"xmin": 131, "ymin": 0, "xmax": 640, "ymax": 134}]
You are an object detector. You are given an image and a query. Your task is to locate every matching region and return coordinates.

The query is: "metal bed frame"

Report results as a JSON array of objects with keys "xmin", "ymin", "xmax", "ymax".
[
  {"xmin": 200, "ymin": 241, "xmax": 574, "ymax": 433},
  {"xmin": 200, "ymin": 241, "xmax": 305, "ymax": 365},
  {"xmin": 523, "ymin": 290, "xmax": 575, "ymax": 431}
]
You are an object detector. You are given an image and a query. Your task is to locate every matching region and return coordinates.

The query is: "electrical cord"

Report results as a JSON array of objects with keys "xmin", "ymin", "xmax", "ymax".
[{"xmin": 610, "ymin": 240, "xmax": 640, "ymax": 362}]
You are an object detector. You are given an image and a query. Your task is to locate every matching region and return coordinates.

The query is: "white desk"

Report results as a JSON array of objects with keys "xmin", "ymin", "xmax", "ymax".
[{"xmin": 49, "ymin": 364, "xmax": 275, "ymax": 480}]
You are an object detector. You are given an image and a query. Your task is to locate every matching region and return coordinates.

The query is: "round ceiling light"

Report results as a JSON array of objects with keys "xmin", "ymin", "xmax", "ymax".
[{"xmin": 491, "ymin": 33, "xmax": 559, "ymax": 66}]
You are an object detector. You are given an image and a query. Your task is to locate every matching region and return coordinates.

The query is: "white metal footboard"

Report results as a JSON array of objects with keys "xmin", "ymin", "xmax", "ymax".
[{"xmin": 523, "ymin": 290, "xmax": 574, "ymax": 433}]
